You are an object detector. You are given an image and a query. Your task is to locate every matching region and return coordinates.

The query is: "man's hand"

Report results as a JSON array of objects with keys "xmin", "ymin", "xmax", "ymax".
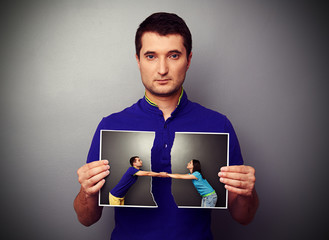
[
  {"xmin": 218, "ymin": 165, "xmax": 255, "ymax": 196},
  {"xmin": 159, "ymin": 172, "xmax": 169, "ymax": 177},
  {"xmin": 74, "ymin": 160, "xmax": 110, "ymax": 226},
  {"xmin": 218, "ymin": 165, "xmax": 259, "ymax": 225},
  {"xmin": 77, "ymin": 160, "xmax": 110, "ymax": 197}
]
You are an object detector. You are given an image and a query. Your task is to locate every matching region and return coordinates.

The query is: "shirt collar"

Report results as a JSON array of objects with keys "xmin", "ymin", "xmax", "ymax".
[
  {"xmin": 144, "ymin": 88, "xmax": 184, "ymax": 107},
  {"xmin": 144, "ymin": 94, "xmax": 158, "ymax": 107},
  {"xmin": 141, "ymin": 88, "xmax": 188, "ymax": 116}
]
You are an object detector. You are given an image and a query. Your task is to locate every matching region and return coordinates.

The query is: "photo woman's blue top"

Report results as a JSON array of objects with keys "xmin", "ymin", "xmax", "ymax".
[{"xmin": 191, "ymin": 171, "xmax": 215, "ymax": 197}]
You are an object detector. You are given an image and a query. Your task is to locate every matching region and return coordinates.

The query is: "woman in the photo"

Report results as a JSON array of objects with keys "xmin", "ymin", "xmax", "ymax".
[{"xmin": 168, "ymin": 159, "xmax": 217, "ymax": 207}]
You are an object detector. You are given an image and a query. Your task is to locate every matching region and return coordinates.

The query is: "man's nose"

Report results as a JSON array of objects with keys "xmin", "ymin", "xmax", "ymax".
[{"xmin": 158, "ymin": 58, "xmax": 168, "ymax": 76}]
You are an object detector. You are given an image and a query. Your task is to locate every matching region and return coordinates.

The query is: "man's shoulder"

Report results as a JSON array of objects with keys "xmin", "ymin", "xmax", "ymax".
[
  {"xmin": 188, "ymin": 101, "xmax": 227, "ymax": 118},
  {"xmin": 122, "ymin": 167, "xmax": 138, "ymax": 176},
  {"xmin": 127, "ymin": 167, "xmax": 140, "ymax": 175},
  {"xmin": 184, "ymin": 100, "xmax": 229, "ymax": 125},
  {"xmin": 98, "ymin": 98, "xmax": 147, "ymax": 129},
  {"xmin": 104, "ymin": 99, "xmax": 143, "ymax": 120}
]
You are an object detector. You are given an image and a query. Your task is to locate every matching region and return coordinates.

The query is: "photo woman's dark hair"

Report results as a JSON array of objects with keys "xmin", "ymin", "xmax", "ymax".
[
  {"xmin": 135, "ymin": 12, "xmax": 192, "ymax": 59},
  {"xmin": 192, "ymin": 159, "xmax": 205, "ymax": 179},
  {"xmin": 129, "ymin": 156, "xmax": 139, "ymax": 166}
]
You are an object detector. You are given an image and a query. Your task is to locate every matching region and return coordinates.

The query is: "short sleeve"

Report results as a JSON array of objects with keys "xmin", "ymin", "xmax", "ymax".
[
  {"xmin": 191, "ymin": 171, "xmax": 201, "ymax": 180},
  {"xmin": 128, "ymin": 167, "xmax": 140, "ymax": 176},
  {"xmin": 87, "ymin": 118, "xmax": 106, "ymax": 163},
  {"xmin": 224, "ymin": 117, "xmax": 244, "ymax": 165}
]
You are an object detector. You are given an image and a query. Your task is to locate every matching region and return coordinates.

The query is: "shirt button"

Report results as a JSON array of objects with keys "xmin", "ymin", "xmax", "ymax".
[{"xmin": 164, "ymin": 144, "xmax": 168, "ymax": 148}]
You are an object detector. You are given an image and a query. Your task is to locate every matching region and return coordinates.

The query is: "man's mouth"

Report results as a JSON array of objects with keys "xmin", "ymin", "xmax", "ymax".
[{"xmin": 155, "ymin": 79, "xmax": 171, "ymax": 83}]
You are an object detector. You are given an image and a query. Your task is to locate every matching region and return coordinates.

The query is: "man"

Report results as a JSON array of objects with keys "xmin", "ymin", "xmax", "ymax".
[
  {"xmin": 74, "ymin": 12, "xmax": 259, "ymax": 239},
  {"xmin": 109, "ymin": 156, "xmax": 167, "ymax": 205}
]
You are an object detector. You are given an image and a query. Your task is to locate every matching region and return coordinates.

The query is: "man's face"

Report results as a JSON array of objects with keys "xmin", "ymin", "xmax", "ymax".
[
  {"xmin": 133, "ymin": 157, "xmax": 143, "ymax": 168},
  {"xmin": 136, "ymin": 32, "xmax": 192, "ymax": 98}
]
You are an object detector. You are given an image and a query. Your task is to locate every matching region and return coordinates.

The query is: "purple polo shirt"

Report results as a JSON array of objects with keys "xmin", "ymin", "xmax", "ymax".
[
  {"xmin": 87, "ymin": 90, "xmax": 243, "ymax": 240},
  {"xmin": 110, "ymin": 167, "xmax": 140, "ymax": 198}
]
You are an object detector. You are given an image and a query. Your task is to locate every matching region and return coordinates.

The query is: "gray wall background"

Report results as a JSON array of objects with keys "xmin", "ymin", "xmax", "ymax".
[{"xmin": 1, "ymin": 0, "xmax": 328, "ymax": 239}]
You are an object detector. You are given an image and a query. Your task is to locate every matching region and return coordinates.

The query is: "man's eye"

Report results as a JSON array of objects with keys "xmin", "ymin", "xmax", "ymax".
[
  {"xmin": 170, "ymin": 54, "xmax": 179, "ymax": 59},
  {"xmin": 146, "ymin": 55, "xmax": 155, "ymax": 60}
]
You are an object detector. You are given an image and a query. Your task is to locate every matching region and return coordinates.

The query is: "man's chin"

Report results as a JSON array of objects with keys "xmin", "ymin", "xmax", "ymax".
[{"xmin": 148, "ymin": 88, "xmax": 182, "ymax": 97}]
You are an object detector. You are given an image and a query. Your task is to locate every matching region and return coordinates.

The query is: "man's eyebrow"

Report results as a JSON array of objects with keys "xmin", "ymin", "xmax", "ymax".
[
  {"xmin": 168, "ymin": 50, "xmax": 182, "ymax": 54},
  {"xmin": 143, "ymin": 50, "xmax": 182, "ymax": 56},
  {"xmin": 144, "ymin": 51, "xmax": 156, "ymax": 56}
]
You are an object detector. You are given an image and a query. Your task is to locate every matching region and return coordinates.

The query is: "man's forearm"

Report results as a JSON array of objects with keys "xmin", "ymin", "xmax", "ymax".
[
  {"xmin": 149, "ymin": 171, "xmax": 161, "ymax": 177},
  {"xmin": 138, "ymin": 171, "xmax": 163, "ymax": 177},
  {"xmin": 74, "ymin": 187, "xmax": 103, "ymax": 226},
  {"xmin": 228, "ymin": 188, "xmax": 259, "ymax": 225}
]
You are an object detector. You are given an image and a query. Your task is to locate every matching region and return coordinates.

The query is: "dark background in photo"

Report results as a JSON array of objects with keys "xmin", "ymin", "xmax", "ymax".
[
  {"xmin": 171, "ymin": 133, "xmax": 228, "ymax": 207},
  {"xmin": 100, "ymin": 131, "xmax": 156, "ymax": 206}
]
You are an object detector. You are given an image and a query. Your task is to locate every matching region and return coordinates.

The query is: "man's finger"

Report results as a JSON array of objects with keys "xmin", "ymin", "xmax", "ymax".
[
  {"xmin": 86, "ymin": 170, "xmax": 110, "ymax": 187},
  {"xmin": 220, "ymin": 177, "xmax": 252, "ymax": 189},
  {"xmin": 85, "ymin": 164, "xmax": 110, "ymax": 180},
  {"xmin": 218, "ymin": 172, "xmax": 250, "ymax": 181},
  {"xmin": 81, "ymin": 160, "xmax": 109, "ymax": 173},
  {"xmin": 84, "ymin": 179, "xmax": 106, "ymax": 196},
  {"xmin": 224, "ymin": 185, "xmax": 253, "ymax": 196},
  {"xmin": 220, "ymin": 165, "xmax": 255, "ymax": 174}
]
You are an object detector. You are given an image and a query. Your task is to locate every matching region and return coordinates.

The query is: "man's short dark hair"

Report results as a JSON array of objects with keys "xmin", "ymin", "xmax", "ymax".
[
  {"xmin": 135, "ymin": 12, "xmax": 192, "ymax": 59},
  {"xmin": 130, "ymin": 156, "xmax": 139, "ymax": 166}
]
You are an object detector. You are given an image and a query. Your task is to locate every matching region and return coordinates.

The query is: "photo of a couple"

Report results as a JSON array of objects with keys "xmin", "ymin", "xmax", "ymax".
[{"xmin": 99, "ymin": 130, "xmax": 228, "ymax": 208}]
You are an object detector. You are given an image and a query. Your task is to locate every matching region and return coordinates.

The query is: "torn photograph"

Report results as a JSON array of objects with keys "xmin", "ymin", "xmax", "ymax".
[{"xmin": 99, "ymin": 130, "xmax": 228, "ymax": 208}]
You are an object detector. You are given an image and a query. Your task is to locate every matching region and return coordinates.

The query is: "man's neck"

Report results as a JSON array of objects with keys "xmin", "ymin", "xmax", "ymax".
[{"xmin": 145, "ymin": 88, "xmax": 182, "ymax": 120}]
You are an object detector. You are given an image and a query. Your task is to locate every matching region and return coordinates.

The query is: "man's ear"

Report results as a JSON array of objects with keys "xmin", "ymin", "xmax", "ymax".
[
  {"xmin": 135, "ymin": 54, "xmax": 141, "ymax": 70},
  {"xmin": 187, "ymin": 52, "xmax": 193, "ymax": 70}
]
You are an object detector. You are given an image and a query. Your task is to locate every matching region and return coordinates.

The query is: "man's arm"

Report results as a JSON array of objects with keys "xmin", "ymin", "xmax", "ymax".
[
  {"xmin": 135, "ymin": 171, "xmax": 168, "ymax": 177},
  {"xmin": 73, "ymin": 160, "xmax": 110, "ymax": 226},
  {"xmin": 167, "ymin": 173, "xmax": 197, "ymax": 180},
  {"xmin": 218, "ymin": 165, "xmax": 259, "ymax": 225}
]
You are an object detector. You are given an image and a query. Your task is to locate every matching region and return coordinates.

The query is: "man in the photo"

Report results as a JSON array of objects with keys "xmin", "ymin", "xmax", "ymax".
[
  {"xmin": 109, "ymin": 156, "xmax": 167, "ymax": 205},
  {"xmin": 74, "ymin": 12, "xmax": 259, "ymax": 239}
]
